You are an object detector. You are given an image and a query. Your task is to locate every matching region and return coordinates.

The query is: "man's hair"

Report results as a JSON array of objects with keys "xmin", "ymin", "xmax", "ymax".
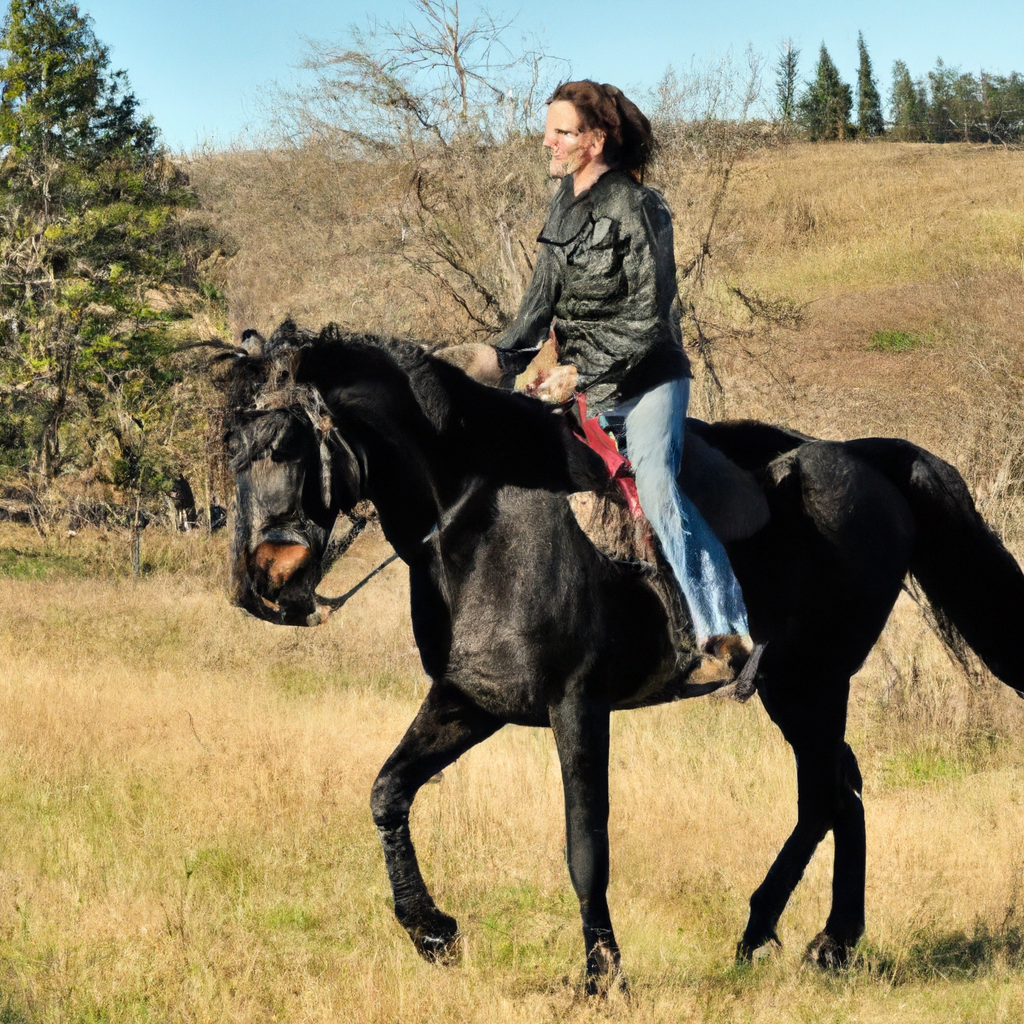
[{"xmin": 548, "ymin": 81, "xmax": 654, "ymax": 180}]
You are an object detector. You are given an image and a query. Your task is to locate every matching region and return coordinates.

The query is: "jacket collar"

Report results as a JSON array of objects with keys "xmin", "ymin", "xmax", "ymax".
[{"xmin": 540, "ymin": 169, "xmax": 631, "ymax": 246}]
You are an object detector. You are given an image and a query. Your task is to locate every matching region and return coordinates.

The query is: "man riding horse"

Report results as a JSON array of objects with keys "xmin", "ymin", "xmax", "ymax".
[{"xmin": 441, "ymin": 81, "xmax": 754, "ymax": 676}]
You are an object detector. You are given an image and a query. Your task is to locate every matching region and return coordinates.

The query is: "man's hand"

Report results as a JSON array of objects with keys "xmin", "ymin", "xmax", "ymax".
[
  {"xmin": 526, "ymin": 363, "xmax": 578, "ymax": 404},
  {"xmin": 434, "ymin": 343, "xmax": 502, "ymax": 385}
]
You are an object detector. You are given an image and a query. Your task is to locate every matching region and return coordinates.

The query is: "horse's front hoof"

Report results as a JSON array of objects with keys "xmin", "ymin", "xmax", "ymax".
[
  {"xmin": 583, "ymin": 940, "xmax": 628, "ymax": 998},
  {"xmin": 583, "ymin": 966, "xmax": 630, "ymax": 999},
  {"xmin": 804, "ymin": 931, "xmax": 853, "ymax": 970},
  {"xmin": 736, "ymin": 928, "xmax": 781, "ymax": 963},
  {"xmin": 409, "ymin": 908, "xmax": 460, "ymax": 964}
]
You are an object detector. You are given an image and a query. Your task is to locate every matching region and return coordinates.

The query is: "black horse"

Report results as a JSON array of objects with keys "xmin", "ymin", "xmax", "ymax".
[{"xmin": 223, "ymin": 323, "xmax": 1024, "ymax": 988}]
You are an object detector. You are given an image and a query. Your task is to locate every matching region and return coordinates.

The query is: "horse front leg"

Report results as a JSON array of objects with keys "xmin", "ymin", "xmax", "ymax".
[
  {"xmin": 371, "ymin": 683, "xmax": 501, "ymax": 962},
  {"xmin": 549, "ymin": 693, "xmax": 624, "ymax": 994}
]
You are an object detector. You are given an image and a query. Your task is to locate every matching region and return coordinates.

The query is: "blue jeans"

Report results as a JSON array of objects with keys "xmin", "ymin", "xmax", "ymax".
[{"xmin": 603, "ymin": 379, "xmax": 748, "ymax": 643}]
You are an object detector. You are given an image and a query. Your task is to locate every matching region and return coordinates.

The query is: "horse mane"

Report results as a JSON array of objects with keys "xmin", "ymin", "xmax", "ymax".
[{"xmin": 218, "ymin": 320, "xmax": 609, "ymax": 503}]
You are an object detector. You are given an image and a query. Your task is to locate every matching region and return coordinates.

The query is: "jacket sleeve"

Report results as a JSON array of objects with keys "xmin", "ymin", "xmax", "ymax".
[{"xmin": 492, "ymin": 241, "xmax": 561, "ymax": 379}]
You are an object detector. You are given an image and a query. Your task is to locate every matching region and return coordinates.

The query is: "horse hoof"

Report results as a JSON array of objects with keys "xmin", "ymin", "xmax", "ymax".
[
  {"xmin": 736, "ymin": 929, "xmax": 781, "ymax": 963},
  {"xmin": 804, "ymin": 931, "xmax": 853, "ymax": 970},
  {"xmin": 410, "ymin": 910, "xmax": 460, "ymax": 964},
  {"xmin": 584, "ymin": 967, "xmax": 629, "ymax": 999},
  {"xmin": 583, "ymin": 939, "xmax": 627, "ymax": 998}
]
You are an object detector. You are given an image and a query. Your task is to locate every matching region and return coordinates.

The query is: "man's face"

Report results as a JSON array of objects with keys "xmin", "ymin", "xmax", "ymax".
[{"xmin": 544, "ymin": 100, "xmax": 602, "ymax": 179}]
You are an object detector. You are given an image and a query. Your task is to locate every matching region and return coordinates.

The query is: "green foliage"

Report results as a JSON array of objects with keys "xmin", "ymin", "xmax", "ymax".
[
  {"xmin": 798, "ymin": 43, "xmax": 853, "ymax": 140},
  {"xmin": 0, "ymin": 0, "xmax": 223, "ymax": 500},
  {"xmin": 0, "ymin": 0, "xmax": 155, "ymax": 162},
  {"xmin": 774, "ymin": 39, "xmax": 800, "ymax": 124},
  {"xmin": 925, "ymin": 60, "xmax": 1024, "ymax": 143},
  {"xmin": 889, "ymin": 60, "xmax": 929, "ymax": 141},
  {"xmin": 856, "ymin": 32, "xmax": 885, "ymax": 137},
  {"xmin": 869, "ymin": 329, "xmax": 923, "ymax": 353},
  {"xmin": 889, "ymin": 56, "xmax": 1024, "ymax": 143},
  {"xmin": 928, "ymin": 59, "xmax": 983, "ymax": 143}
]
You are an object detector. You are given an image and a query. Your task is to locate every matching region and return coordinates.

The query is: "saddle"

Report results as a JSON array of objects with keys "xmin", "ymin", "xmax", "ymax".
[
  {"xmin": 571, "ymin": 391, "xmax": 770, "ymax": 551},
  {"xmin": 518, "ymin": 336, "xmax": 770, "ymax": 557},
  {"xmin": 518, "ymin": 345, "xmax": 769, "ymax": 699}
]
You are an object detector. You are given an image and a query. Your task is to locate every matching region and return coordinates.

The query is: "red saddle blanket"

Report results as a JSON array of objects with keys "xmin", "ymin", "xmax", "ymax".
[{"xmin": 574, "ymin": 392, "xmax": 643, "ymax": 518}]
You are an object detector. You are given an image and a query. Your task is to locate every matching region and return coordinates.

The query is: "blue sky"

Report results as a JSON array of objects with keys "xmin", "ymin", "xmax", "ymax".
[{"xmin": 74, "ymin": 0, "xmax": 1024, "ymax": 152}]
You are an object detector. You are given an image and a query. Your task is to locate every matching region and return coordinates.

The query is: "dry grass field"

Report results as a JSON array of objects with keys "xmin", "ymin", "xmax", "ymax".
[
  {"xmin": 0, "ymin": 141, "xmax": 1021, "ymax": 1020},
  {"xmin": 1, "ymin": 524, "xmax": 1024, "ymax": 1023}
]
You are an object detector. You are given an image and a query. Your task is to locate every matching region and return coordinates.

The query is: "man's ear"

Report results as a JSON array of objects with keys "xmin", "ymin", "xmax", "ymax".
[{"xmin": 587, "ymin": 128, "xmax": 607, "ymax": 161}]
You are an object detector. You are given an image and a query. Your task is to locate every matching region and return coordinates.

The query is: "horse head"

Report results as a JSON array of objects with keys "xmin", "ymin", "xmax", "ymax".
[
  {"xmin": 222, "ymin": 322, "xmax": 609, "ymax": 625},
  {"xmin": 223, "ymin": 327, "xmax": 365, "ymax": 626}
]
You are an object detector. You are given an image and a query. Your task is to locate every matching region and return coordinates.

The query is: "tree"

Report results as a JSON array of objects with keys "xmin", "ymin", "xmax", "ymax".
[
  {"xmin": 797, "ymin": 44, "xmax": 852, "ymax": 140},
  {"xmin": 0, "ymin": 0, "xmax": 155, "ymax": 168},
  {"xmin": 856, "ymin": 32, "xmax": 884, "ymax": 137},
  {"xmin": 927, "ymin": 59, "xmax": 989, "ymax": 142},
  {"xmin": 889, "ymin": 60, "xmax": 928, "ymax": 140},
  {"xmin": 978, "ymin": 71, "xmax": 1024, "ymax": 143},
  {"xmin": 279, "ymin": 0, "xmax": 566, "ymax": 334},
  {"xmin": 774, "ymin": 38, "xmax": 800, "ymax": 125},
  {"xmin": 284, "ymin": 0, "xmax": 554, "ymax": 153},
  {"xmin": 0, "ymin": 0, "xmax": 220, "ymax": 496}
]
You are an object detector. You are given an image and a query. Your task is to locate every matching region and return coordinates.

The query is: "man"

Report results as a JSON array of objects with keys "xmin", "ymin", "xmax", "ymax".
[{"xmin": 443, "ymin": 81, "xmax": 754, "ymax": 672}]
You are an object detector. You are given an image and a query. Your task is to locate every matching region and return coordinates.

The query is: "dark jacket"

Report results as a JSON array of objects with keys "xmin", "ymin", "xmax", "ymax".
[{"xmin": 495, "ymin": 169, "xmax": 690, "ymax": 414}]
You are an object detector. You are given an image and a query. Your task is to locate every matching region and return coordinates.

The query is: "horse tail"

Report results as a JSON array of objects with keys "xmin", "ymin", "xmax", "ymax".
[{"xmin": 847, "ymin": 438, "xmax": 1024, "ymax": 692}]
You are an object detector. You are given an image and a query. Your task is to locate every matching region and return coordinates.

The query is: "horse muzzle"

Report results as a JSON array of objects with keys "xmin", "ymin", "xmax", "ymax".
[
  {"xmin": 252, "ymin": 540, "xmax": 313, "ymax": 588},
  {"xmin": 242, "ymin": 534, "xmax": 323, "ymax": 626}
]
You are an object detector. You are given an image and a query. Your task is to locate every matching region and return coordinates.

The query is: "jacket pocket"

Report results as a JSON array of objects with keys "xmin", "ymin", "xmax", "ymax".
[{"xmin": 565, "ymin": 216, "xmax": 630, "ymax": 305}]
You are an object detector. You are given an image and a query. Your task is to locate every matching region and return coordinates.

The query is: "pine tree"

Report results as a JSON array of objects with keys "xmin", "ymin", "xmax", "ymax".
[
  {"xmin": 0, "ymin": 0, "xmax": 155, "ymax": 165},
  {"xmin": 797, "ymin": 44, "xmax": 852, "ymax": 140},
  {"xmin": 856, "ymin": 32, "xmax": 885, "ymax": 137},
  {"xmin": 0, "ymin": 1, "xmax": 218, "ymax": 486},
  {"xmin": 889, "ymin": 60, "xmax": 928, "ymax": 140},
  {"xmin": 774, "ymin": 39, "xmax": 800, "ymax": 124}
]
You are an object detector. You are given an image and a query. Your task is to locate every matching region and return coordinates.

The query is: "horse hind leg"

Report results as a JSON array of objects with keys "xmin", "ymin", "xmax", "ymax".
[
  {"xmin": 805, "ymin": 743, "xmax": 865, "ymax": 968},
  {"xmin": 370, "ymin": 684, "xmax": 501, "ymax": 962},
  {"xmin": 737, "ymin": 771, "xmax": 829, "ymax": 960},
  {"xmin": 738, "ymin": 693, "xmax": 864, "ymax": 966}
]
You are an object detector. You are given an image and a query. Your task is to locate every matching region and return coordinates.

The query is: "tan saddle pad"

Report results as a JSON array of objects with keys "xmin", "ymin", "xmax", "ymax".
[{"xmin": 515, "ymin": 337, "xmax": 769, "ymax": 552}]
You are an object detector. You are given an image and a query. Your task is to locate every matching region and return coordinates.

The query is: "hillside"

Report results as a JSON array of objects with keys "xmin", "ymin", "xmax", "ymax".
[
  {"xmin": 0, "ymin": 139, "xmax": 1020, "ymax": 1021},
  {"xmin": 191, "ymin": 140, "xmax": 1024, "ymax": 545}
]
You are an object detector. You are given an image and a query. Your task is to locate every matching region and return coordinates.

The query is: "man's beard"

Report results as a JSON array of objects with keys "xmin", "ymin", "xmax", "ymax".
[{"xmin": 549, "ymin": 151, "xmax": 583, "ymax": 179}]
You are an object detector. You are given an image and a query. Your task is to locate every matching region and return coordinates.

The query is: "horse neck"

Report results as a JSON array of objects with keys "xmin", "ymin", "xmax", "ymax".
[{"xmin": 354, "ymin": 419, "xmax": 474, "ymax": 563}]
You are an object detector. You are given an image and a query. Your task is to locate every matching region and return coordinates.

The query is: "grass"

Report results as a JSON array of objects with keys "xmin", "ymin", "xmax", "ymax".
[
  {"xmin": 0, "ymin": 527, "xmax": 1020, "ymax": 1021},
  {"xmin": 0, "ymin": 543, "xmax": 93, "ymax": 579},
  {"xmin": 868, "ymin": 329, "xmax": 924, "ymax": 353}
]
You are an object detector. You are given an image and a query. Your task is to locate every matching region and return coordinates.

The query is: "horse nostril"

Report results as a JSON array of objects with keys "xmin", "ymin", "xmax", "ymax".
[{"xmin": 252, "ymin": 541, "xmax": 312, "ymax": 589}]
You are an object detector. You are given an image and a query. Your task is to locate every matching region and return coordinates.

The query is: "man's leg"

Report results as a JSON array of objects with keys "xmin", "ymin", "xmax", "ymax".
[{"xmin": 623, "ymin": 379, "xmax": 748, "ymax": 643}]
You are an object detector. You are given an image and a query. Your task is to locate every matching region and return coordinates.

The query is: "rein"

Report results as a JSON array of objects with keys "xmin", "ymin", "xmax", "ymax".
[
  {"xmin": 315, "ymin": 551, "xmax": 401, "ymax": 612},
  {"xmin": 314, "ymin": 477, "xmax": 488, "ymax": 613},
  {"xmin": 314, "ymin": 512, "xmax": 400, "ymax": 612}
]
